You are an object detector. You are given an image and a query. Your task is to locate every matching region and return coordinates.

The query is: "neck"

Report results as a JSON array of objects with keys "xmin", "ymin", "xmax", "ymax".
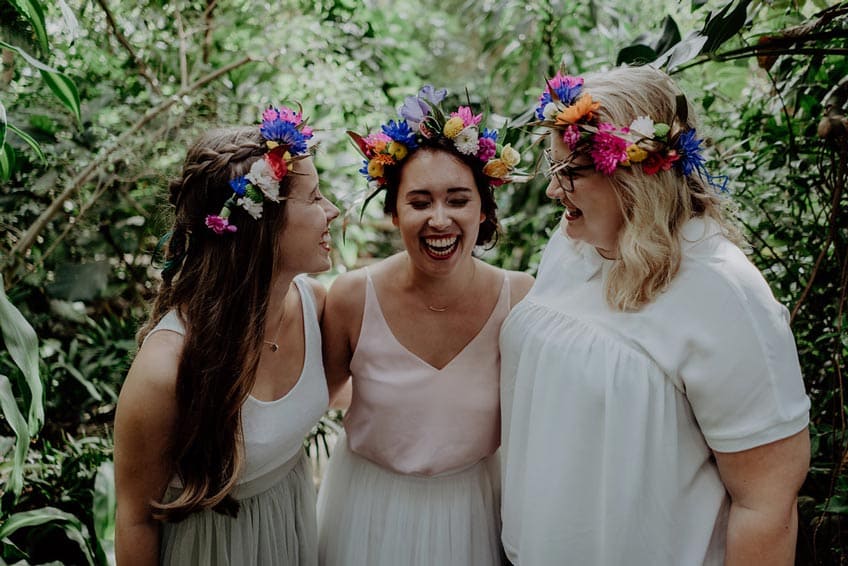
[{"xmin": 267, "ymin": 272, "xmax": 295, "ymax": 329}]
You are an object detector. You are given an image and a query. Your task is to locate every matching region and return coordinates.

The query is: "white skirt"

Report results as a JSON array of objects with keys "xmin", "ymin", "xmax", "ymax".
[
  {"xmin": 160, "ymin": 451, "xmax": 318, "ymax": 566},
  {"xmin": 317, "ymin": 436, "xmax": 503, "ymax": 566}
]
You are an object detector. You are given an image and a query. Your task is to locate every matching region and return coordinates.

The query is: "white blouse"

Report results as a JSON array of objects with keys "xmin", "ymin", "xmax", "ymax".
[{"xmin": 500, "ymin": 217, "xmax": 810, "ymax": 565}]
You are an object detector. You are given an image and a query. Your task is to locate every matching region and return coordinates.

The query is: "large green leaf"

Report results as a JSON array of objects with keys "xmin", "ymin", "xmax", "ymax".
[
  {"xmin": 0, "ymin": 507, "xmax": 97, "ymax": 566},
  {"xmin": 0, "ymin": 374, "xmax": 29, "ymax": 499},
  {"xmin": 0, "ymin": 274, "xmax": 44, "ymax": 437},
  {"xmin": 0, "ymin": 142, "xmax": 15, "ymax": 182},
  {"xmin": 701, "ymin": 0, "xmax": 752, "ymax": 54},
  {"xmin": 92, "ymin": 461, "xmax": 116, "ymax": 564},
  {"xmin": 7, "ymin": 124, "xmax": 45, "ymax": 163},
  {"xmin": 617, "ymin": 44, "xmax": 658, "ymax": 66},
  {"xmin": 8, "ymin": 0, "xmax": 49, "ymax": 53},
  {"xmin": 0, "ymin": 41, "xmax": 82, "ymax": 124}
]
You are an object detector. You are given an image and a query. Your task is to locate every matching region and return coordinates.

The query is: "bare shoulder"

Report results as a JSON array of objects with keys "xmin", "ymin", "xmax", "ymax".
[
  {"xmin": 505, "ymin": 269, "xmax": 535, "ymax": 307},
  {"xmin": 326, "ymin": 268, "xmax": 368, "ymax": 320},
  {"xmin": 118, "ymin": 331, "xmax": 182, "ymax": 411},
  {"xmin": 303, "ymin": 277, "xmax": 328, "ymax": 318}
]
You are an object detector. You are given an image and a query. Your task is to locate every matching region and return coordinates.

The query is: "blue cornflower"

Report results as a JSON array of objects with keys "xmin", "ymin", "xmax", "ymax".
[
  {"xmin": 535, "ymin": 93, "xmax": 554, "ymax": 120},
  {"xmin": 229, "ymin": 176, "xmax": 249, "ymax": 196},
  {"xmin": 675, "ymin": 129, "xmax": 705, "ymax": 176},
  {"xmin": 260, "ymin": 119, "xmax": 308, "ymax": 155},
  {"xmin": 382, "ymin": 120, "xmax": 418, "ymax": 150},
  {"xmin": 481, "ymin": 127, "xmax": 499, "ymax": 141},
  {"xmin": 359, "ymin": 160, "xmax": 372, "ymax": 181}
]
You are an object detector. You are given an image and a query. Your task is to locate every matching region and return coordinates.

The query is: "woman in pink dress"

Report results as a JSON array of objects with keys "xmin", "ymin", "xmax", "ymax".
[{"xmin": 316, "ymin": 86, "xmax": 533, "ymax": 565}]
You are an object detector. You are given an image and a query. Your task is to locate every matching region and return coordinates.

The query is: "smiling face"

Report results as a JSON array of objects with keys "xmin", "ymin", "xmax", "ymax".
[
  {"xmin": 392, "ymin": 149, "xmax": 485, "ymax": 273},
  {"xmin": 547, "ymin": 132, "xmax": 624, "ymax": 258},
  {"xmin": 276, "ymin": 157, "xmax": 339, "ymax": 274}
]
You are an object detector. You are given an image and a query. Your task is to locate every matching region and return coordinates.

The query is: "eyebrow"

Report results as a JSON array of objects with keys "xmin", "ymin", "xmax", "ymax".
[{"xmin": 405, "ymin": 187, "xmax": 474, "ymax": 197}]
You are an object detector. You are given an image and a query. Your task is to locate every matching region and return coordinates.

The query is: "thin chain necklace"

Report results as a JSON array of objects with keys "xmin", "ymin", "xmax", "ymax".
[
  {"xmin": 422, "ymin": 262, "xmax": 477, "ymax": 313},
  {"xmin": 263, "ymin": 299, "xmax": 288, "ymax": 353}
]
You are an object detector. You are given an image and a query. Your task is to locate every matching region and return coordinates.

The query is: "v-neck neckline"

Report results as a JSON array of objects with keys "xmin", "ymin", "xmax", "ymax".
[{"xmin": 367, "ymin": 274, "xmax": 506, "ymax": 372}]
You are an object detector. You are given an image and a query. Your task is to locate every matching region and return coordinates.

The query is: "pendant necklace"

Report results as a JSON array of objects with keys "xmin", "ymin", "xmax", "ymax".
[{"xmin": 263, "ymin": 300, "xmax": 288, "ymax": 353}]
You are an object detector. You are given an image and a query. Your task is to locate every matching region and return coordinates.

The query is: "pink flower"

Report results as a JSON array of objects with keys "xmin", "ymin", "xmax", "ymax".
[
  {"xmin": 205, "ymin": 215, "xmax": 237, "ymax": 234},
  {"xmin": 591, "ymin": 123, "xmax": 629, "ymax": 175},
  {"xmin": 562, "ymin": 125, "xmax": 581, "ymax": 150},
  {"xmin": 301, "ymin": 126, "xmax": 313, "ymax": 137},
  {"xmin": 451, "ymin": 106, "xmax": 483, "ymax": 127},
  {"xmin": 477, "ymin": 137, "xmax": 497, "ymax": 161},
  {"xmin": 547, "ymin": 72, "xmax": 583, "ymax": 92},
  {"xmin": 277, "ymin": 106, "xmax": 303, "ymax": 124}
]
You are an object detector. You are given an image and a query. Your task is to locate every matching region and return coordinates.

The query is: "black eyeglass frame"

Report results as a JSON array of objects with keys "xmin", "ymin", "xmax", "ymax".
[{"xmin": 543, "ymin": 148, "xmax": 594, "ymax": 193}]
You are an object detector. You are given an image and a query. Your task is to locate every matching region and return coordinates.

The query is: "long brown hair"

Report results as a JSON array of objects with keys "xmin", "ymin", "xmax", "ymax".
[{"xmin": 137, "ymin": 126, "xmax": 295, "ymax": 521}]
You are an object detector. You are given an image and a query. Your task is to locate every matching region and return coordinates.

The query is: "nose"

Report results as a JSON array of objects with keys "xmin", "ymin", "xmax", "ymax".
[
  {"xmin": 324, "ymin": 199, "xmax": 340, "ymax": 223},
  {"xmin": 545, "ymin": 177, "xmax": 564, "ymax": 200},
  {"xmin": 428, "ymin": 203, "xmax": 451, "ymax": 230}
]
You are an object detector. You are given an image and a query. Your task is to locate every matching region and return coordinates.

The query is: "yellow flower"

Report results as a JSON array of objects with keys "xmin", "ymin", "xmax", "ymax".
[
  {"xmin": 555, "ymin": 94, "xmax": 601, "ymax": 125},
  {"xmin": 266, "ymin": 140, "xmax": 279, "ymax": 150},
  {"xmin": 367, "ymin": 159, "xmax": 385, "ymax": 178},
  {"xmin": 388, "ymin": 141, "xmax": 408, "ymax": 160},
  {"xmin": 501, "ymin": 144, "xmax": 521, "ymax": 167},
  {"xmin": 443, "ymin": 117, "xmax": 465, "ymax": 139},
  {"xmin": 626, "ymin": 144, "xmax": 648, "ymax": 163},
  {"xmin": 483, "ymin": 159, "xmax": 509, "ymax": 179}
]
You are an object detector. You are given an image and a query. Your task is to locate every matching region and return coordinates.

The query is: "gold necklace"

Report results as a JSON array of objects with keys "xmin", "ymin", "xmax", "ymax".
[
  {"xmin": 262, "ymin": 301, "xmax": 288, "ymax": 353},
  {"xmin": 422, "ymin": 263, "xmax": 477, "ymax": 313}
]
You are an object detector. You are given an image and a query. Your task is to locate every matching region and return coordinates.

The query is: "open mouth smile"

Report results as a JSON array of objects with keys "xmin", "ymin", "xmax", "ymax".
[{"xmin": 422, "ymin": 235, "xmax": 459, "ymax": 259}]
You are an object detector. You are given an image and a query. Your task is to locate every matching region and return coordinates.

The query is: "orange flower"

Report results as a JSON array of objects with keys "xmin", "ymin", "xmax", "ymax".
[{"xmin": 555, "ymin": 94, "xmax": 601, "ymax": 125}]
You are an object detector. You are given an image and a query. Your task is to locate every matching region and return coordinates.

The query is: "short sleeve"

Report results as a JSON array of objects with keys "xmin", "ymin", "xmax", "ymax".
[{"xmin": 678, "ymin": 250, "xmax": 810, "ymax": 453}]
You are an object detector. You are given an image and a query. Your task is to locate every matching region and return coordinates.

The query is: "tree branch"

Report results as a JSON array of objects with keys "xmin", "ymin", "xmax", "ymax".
[
  {"xmin": 2, "ymin": 56, "xmax": 254, "ymax": 279},
  {"xmin": 93, "ymin": 0, "xmax": 163, "ymax": 96}
]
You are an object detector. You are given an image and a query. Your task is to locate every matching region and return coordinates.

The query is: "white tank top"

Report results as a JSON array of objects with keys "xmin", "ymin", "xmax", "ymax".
[{"xmin": 146, "ymin": 275, "xmax": 329, "ymax": 485}]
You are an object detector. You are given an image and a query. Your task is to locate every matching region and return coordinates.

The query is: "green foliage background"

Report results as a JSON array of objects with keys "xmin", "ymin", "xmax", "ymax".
[{"xmin": 0, "ymin": 0, "xmax": 846, "ymax": 563}]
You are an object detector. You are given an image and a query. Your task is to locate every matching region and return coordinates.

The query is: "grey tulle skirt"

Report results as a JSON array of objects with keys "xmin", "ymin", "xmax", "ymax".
[{"xmin": 160, "ymin": 450, "xmax": 318, "ymax": 566}]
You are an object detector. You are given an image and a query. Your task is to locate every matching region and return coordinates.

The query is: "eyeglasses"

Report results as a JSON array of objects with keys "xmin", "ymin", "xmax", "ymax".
[{"xmin": 543, "ymin": 148, "xmax": 594, "ymax": 193}]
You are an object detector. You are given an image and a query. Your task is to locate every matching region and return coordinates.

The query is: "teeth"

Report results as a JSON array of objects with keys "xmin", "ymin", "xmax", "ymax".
[{"xmin": 424, "ymin": 236, "xmax": 458, "ymax": 250}]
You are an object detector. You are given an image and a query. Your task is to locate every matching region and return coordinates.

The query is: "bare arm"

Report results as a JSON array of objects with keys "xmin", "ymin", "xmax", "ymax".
[
  {"xmin": 507, "ymin": 270, "xmax": 535, "ymax": 308},
  {"xmin": 715, "ymin": 428, "xmax": 810, "ymax": 566},
  {"xmin": 114, "ymin": 332, "xmax": 181, "ymax": 566},
  {"xmin": 321, "ymin": 272, "xmax": 365, "ymax": 409}
]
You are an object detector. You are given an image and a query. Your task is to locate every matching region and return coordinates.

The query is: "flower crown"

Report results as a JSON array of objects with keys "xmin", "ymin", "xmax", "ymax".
[
  {"xmin": 534, "ymin": 72, "xmax": 718, "ymax": 185},
  {"xmin": 205, "ymin": 105, "xmax": 314, "ymax": 235},
  {"xmin": 349, "ymin": 85, "xmax": 522, "ymax": 201}
]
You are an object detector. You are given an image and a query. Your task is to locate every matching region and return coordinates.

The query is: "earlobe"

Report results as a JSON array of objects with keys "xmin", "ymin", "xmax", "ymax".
[
  {"xmin": 479, "ymin": 213, "xmax": 485, "ymax": 224},
  {"xmin": 392, "ymin": 214, "xmax": 399, "ymax": 227}
]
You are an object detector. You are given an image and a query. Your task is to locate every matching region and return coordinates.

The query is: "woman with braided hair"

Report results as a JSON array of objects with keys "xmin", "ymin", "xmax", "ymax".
[
  {"xmin": 114, "ymin": 107, "xmax": 338, "ymax": 565},
  {"xmin": 499, "ymin": 66, "xmax": 810, "ymax": 565}
]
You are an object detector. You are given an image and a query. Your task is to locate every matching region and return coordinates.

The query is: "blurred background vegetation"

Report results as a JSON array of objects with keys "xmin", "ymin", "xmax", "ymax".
[{"xmin": 0, "ymin": 0, "xmax": 845, "ymax": 563}]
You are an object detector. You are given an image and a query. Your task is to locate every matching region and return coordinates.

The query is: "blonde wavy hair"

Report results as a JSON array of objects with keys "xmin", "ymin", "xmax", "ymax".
[{"xmin": 577, "ymin": 66, "xmax": 743, "ymax": 311}]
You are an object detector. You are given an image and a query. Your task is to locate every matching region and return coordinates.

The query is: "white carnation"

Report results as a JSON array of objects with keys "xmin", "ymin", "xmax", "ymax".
[
  {"xmin": 629, "ymin": 116, "xmax": 655, "ymax": 139},
  {"xmin": 237, "ymin": 197, "xmax": 264, "ymax": 220},
  {"xmin": 246, "ymin": 160, "xmax": 280, "ymax": 202},
  {"xmin": 453, "ymin": 126, "xmax": 479, "ymax": 155},
  {"xmin": 543, "ymin": 102, "xmax": 559, "ymax": 121}
]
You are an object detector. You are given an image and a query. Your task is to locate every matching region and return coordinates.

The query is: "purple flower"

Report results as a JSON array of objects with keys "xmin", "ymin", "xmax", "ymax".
[
  {"xmin": 399, "ymin": 84, "xmax": 448, "ymax": 127},
  {"xmin": 477, "ymin": 137, "xmax": 497, "ymax": 161}
]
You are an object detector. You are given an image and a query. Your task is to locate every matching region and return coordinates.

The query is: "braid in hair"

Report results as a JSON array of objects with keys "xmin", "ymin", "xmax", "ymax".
[{"xmin": 135, "ymin": 126, "xmax": 294, "ymax": 521}]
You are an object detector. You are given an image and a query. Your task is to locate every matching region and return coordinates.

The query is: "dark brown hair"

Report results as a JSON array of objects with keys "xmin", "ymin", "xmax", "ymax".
[
  {"xmin": 381, "ymin": 139, "xmax": 499, "ymax": 247},
  {"xmin": 137, "ymin": 126, "xmax": 296, "ymax": 521}
]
